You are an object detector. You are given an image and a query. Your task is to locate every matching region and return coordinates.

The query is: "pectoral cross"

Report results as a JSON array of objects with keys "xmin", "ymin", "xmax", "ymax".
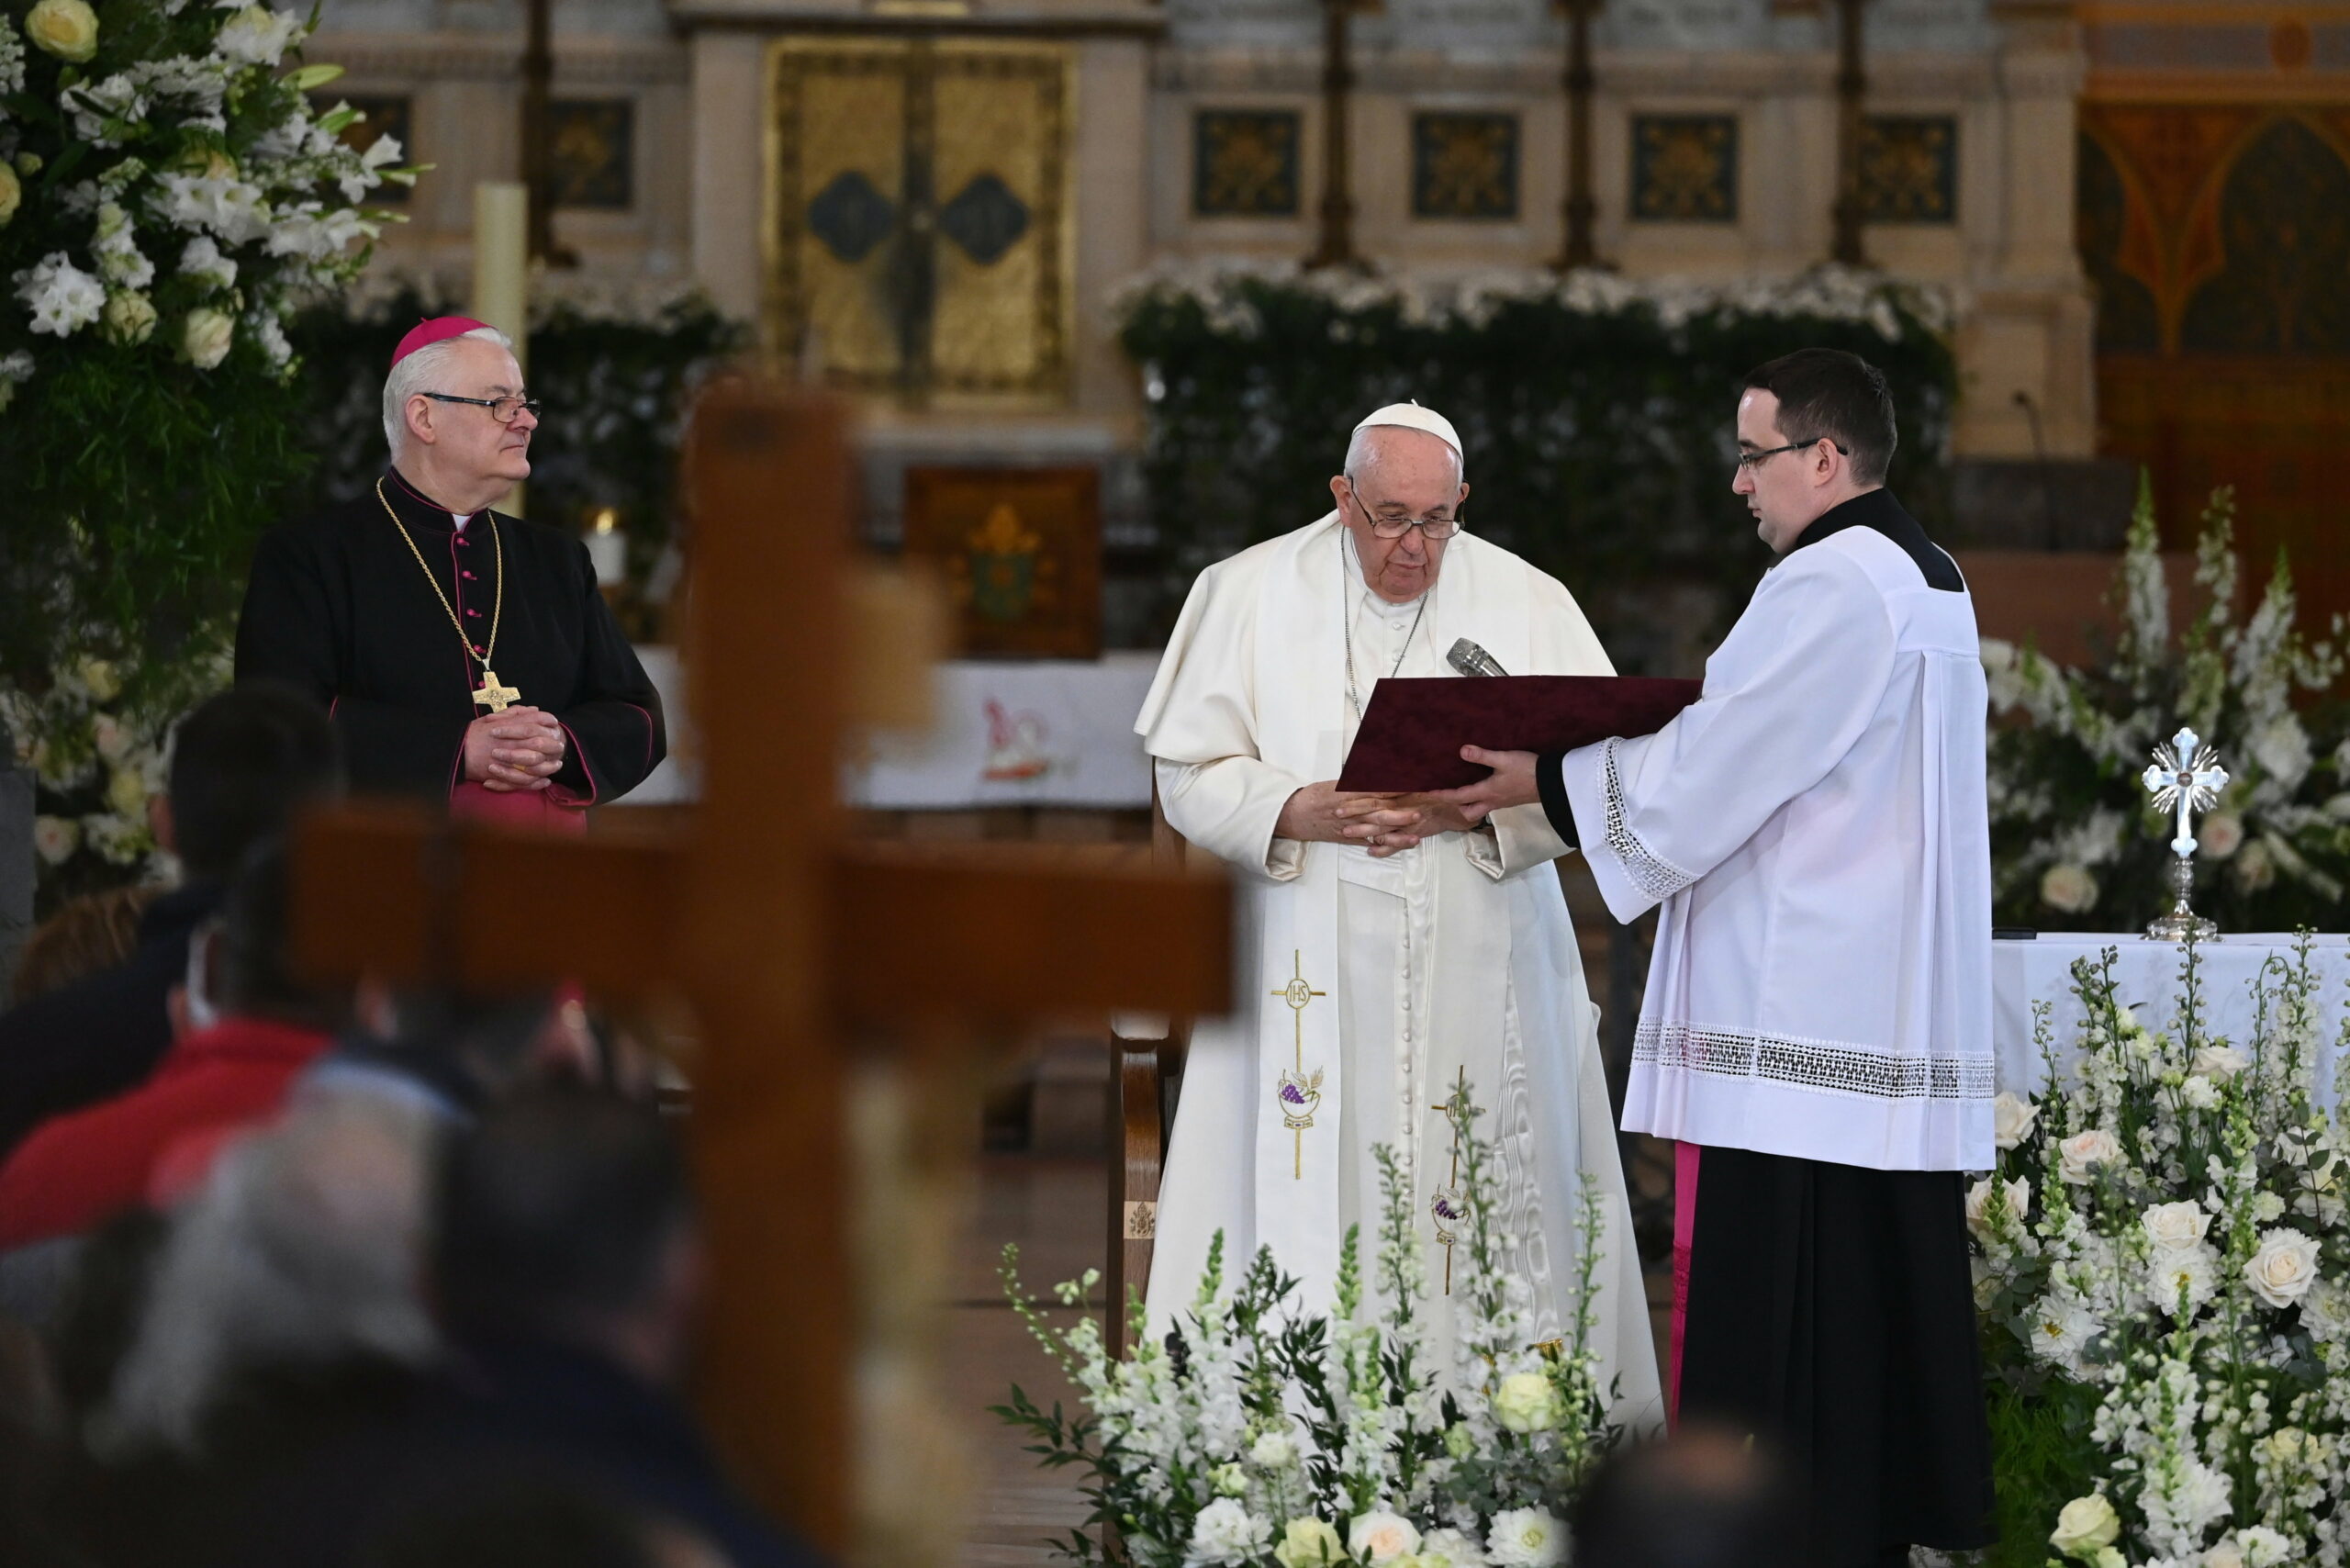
[
  {"xmin": 473, "ymin": 669, "xmax": 521, "ymax": 713},
  {"xmin": 2143, "ymin": 726, "xmax": 2229, "ymax": 857}
]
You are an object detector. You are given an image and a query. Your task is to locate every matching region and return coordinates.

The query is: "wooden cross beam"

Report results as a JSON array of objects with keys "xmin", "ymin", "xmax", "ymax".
[{"xmin": 288, "ymin": 383, "xmax": 1232, "ymax": 1553}]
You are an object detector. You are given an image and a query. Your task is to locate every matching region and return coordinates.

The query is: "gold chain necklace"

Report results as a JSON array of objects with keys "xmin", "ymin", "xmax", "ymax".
[{"xmin": 375, "ymin": 478, "xmax": 520, "ymax": 713}]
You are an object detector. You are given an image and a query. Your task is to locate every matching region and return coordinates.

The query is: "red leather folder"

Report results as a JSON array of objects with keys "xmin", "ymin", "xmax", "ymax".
[{"xmin": 1337, "ymin": 675, "xmax": 1703, "ymax": 792}]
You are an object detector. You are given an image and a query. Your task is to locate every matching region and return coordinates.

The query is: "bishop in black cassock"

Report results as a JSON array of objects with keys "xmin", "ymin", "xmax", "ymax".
[{"xmin": 236, "ymin": 316, "xmax": 665, "ymax": 827}]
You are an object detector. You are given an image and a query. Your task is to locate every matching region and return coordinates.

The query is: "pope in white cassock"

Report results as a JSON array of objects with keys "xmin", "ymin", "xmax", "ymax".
[{"xmin": 1133, "ymin": 402, "xmax": 1662, "ymax": 1428}]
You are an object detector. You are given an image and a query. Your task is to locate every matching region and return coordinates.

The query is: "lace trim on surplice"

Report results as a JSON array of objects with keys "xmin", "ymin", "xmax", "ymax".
[{"xmin": 1633, "ymin": 1019, "xmax": 1994, "ymax": 1102}]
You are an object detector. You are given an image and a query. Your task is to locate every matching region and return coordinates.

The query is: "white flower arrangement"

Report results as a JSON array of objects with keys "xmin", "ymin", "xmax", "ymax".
[
  {"xmin": 997, "ymin": 1086, "xmax": 1618, "ymax": 1568},
  {"xmin": 1106, "ymin": 259, "xmax": 1953, "ymax": 351},
  {"xmin": 1983, "ymin": 482, "xmax": 2350, "ymax": 933},
  {"xmin": 0, "ymin": 0, "xmax": 421, "ymax": 393},
  {"xmin": 1973, "ymin": 935, "xmax": 2350, "ymax": 1565}
]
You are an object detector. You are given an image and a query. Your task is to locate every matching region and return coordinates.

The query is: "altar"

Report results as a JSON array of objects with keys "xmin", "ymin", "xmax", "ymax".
[{"xmin": 1992, "ymin": 933, "xmax": 2350, "ymax": 1112}]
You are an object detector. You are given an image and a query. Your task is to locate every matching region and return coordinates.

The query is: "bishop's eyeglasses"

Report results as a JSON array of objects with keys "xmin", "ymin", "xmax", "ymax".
[
  {"xmin": 1345, "ymin": 487, "xmax": 1461, "ymax": 540},
  {"xmin": 421, "ymin": 391, "xmax": 544, "ymax": 424}
]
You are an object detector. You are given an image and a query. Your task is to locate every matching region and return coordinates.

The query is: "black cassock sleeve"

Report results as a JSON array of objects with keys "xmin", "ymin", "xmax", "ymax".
[
  {"xmin": 1536, "ymin": 751, "xmax": 1579, "ymax": 848},
  {"xmin": 236, "ymin": 527, "xmax": 470, "ymax": 795},
  {"xmin": 547, "ymin": 537, "xmax": 667, "ymax": 802}
]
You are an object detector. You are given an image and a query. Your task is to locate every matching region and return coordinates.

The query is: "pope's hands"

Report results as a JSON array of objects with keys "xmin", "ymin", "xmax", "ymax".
[
  {"xmin": 463, "ymin": 706, "xmax": 567, "ymax": 792},
  {"xmin": 1275, "ymin": 780, "xmax": 1390, "ymax": 845},
  {"xmin": 1336, "ymin": 793, "xmax": 1480, "ymax": 857},
  {"xmin": 1427, "ymin": 745, "xmax": 1542, "ymax": 823}
]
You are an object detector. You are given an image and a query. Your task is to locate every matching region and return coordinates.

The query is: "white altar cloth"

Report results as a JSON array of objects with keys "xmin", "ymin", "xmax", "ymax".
[
  {"xmin": 610, "ymin": 648, "xmax": 1159, "ymax": 810},
  {"xmin": 1993, "ymin": 933, "xmax": 2350, "ymax": 1110}
]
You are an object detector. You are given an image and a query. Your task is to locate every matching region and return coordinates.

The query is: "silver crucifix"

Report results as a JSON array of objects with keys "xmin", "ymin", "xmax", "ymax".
[{"xmin": 2143, "ymin": 725, "xmax": 2229, "ymax": 942}]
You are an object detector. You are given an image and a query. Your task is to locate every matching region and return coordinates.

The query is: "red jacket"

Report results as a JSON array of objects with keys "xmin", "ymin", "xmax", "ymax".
[{"xmin": 0, "ymin": 1016, "xmax": 331, "ymax": 1248}]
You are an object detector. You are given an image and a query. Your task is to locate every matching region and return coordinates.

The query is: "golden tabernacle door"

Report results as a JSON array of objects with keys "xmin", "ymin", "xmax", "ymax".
[{"xmin": 766, "ymin": 38, "xmax": 1073, "ymax": 408}]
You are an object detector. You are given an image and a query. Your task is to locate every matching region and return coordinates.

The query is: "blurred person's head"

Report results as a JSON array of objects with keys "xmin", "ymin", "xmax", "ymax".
[
  {"xmin": 12, "ymin": 884, "xmax": 161, "ymax": 999},
  {"xmin": 431, "ymin": 1092, "xmax": 699, "ymax": 1388},
  {"xmin": 178, "ymin": 837, "xmax": 352, "ymax": 1036},
  {"xmin": 165, "ymin": 683, "xmax": 341, "ymax": 884},
  {"xmin": 349, "ymin": 987, "xmax": 613, "ymax": 1115},
  {"xmin": 1570, "ymin": 1421, "xmax": 1803, "ymax": 1568},
  {"xmin": 355, "ymin": 1474, "xmax": 707, "ymax": 1568},
  {"xmin": 95, "ymin": 1092, "xmax": 440, "ymax": 1456}
]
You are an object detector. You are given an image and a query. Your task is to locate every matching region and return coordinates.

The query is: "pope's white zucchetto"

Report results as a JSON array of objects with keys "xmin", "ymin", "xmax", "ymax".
[{"xmin": 1352, "ymin": 400, "xmax": 1462, "ymax": 459}]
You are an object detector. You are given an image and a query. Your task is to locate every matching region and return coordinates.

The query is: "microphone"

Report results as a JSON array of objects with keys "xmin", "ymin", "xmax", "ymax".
[{"xmin": 1448, "ymin": 638, "xmax": 1510, "ymax": 678}]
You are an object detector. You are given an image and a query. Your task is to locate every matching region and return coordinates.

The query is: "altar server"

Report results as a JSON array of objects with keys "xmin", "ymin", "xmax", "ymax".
[
  {"xmin": 236, "ymin": 318, "xmax": 665, "ymax": 829},
  {"xmin": 1135, "ymin": 403, "xmax": 1661, "ymax": 1426},
  {"xmin": 1441, "ymin": 349, "xmax": 1995, "ymax": 1568}
]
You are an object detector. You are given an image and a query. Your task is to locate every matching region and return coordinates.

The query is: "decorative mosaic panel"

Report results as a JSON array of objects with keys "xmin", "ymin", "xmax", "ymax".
[
  {"xmin": 1629, "ymin": 114, "xmax": 1737, "ymax": 223},
  {"xmin": 549, "ymin": 98, "xmax": 633, "ymax": 210},
  {"xmin": 1859, "ymin": 116, "xmax": 1957, "ymax": 224},
  {"xmin": 1411, "ymin": 112, "xmax": 1518, "ymax": 220},
  {"xmin": 768, "ymin": 39, "xmax": 1072, "ymax": 404},
  {"xmin": 332, "ymin": 95, "xmax": 411, "ymax": 205},
  {"xmin": 1192, "ymin": 109, "xmax": 1303, "ymax": 218}
]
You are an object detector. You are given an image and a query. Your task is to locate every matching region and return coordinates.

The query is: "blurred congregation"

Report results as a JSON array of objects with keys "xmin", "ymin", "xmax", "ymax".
[{"xmin": 0, "ymin": 682, "xmax": 814, "ymax": 1568}]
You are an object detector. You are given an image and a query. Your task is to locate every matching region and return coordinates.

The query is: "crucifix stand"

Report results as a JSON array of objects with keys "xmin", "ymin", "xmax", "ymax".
[{"xmin": 289, "ymin": 383, "xmax": 1233, "ymax": 1553}]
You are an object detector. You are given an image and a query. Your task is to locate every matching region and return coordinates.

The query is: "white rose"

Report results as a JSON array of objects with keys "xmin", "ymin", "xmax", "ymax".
[
  {"xmin": 1189, "ymin": 1500, "xmax": 1270, "ymax": 1567},
  {"xmin": 2203, "ymin": 1540, "xmax": 2248, "ymax": 1568},
  {"xmin": 105, "ymin": 765, "xmax": 147, "ymax": 819},
  {"xmin": 32, "ymin": 815, "xmax": 82, "ymax": 866},
  {"xmin": 2058, "ymin": 1128, "xmax": 2122, "ymax": 1184},
  {"xmin": 2049, "ymin": 1493, "xmax": 2121, "ymax": 1559},
  {"xmin": 2245, "ymin": 1228, "xmax": 2321, "ymax": 1308},
  {"xmin": 2041, "ymin": 861, "xmax": 2098, "ymax": 914},
  {"xmin": 90, "ymin": 712, "xmax": 133, "ymax": 765},
  {"xmin": 2143, "ymin": 1200, "xmax": 2212, "ymax": 1252},
  {"xmin": 2236, "ymin": 838, "xmax": 2276, "ymax": 892},
  {"xmin": 1992, "ymin": 1091, "xmax": 2039, "ymax": 1150},
  {"xmin": 181, "ymin": 308, "xmax": 234, "ymax": 370},
  {"xmin": 1965, "ymin": 1176, "xmax": 2031, "ymax": 1240},
  {"xmin": 1273, "ymin": 1518, "xmax": 1347, "ymax": 1568},
  {"xmin": 26, "ymin": 0, "xmax": 100, "ymax": 62},
  {"xmin": 1483, "ymin": 1509, "xmax": 1565, "ymax": 1568},
  {"xmin": 1489, "ymin": 1371, "xmax": 1561, "ymax": 1434},
  {"xmin": 1349, "ymin": 1512, "xmax": 1422, "ymax": 1564},
  {"xmin": 73, "ymin": 657, "xmax": 120, "ymax": 703},
  {"xmin": 2191, "ymin": 1044, "xmax": 2248, "ymax": 1081},
  {"xmin": 102, "ymin": 289, "xmax": 157, "ymax": 345},
  {"xmin": 0, "ymin": 163, "xmax": 19, "ymax": 228},
  {"xmin": 2236, "ymin": 1526, "xmax": 2297, "ymax": 1568},
  {"xmin": 2179, "ymin": 1074, "xmax": 2219, "ymax": 1109},
  {"xmin": 2199, "ymin": 812, "xmax": 2244, "ymax": 860},
  {"xmin": 1419, "ymin": 1529, "xmax": 1488, "ymax": 1568},
  {"xmin": 1249, "ymin": 1429, "xmax": 1297, "ymax": 1469}
]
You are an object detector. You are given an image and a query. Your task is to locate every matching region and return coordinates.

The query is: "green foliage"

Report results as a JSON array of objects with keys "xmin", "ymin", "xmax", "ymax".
[
  {"xmin": 1982, "ymin": 1362, "xmax": 2103, "ymax": 1568},
  {"xmin": 1118, "ymin": 270, "xmax": 1956, "ymax": 666}
]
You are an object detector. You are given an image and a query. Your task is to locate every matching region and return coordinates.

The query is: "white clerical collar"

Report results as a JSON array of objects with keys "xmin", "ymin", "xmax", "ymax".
[{"xmin": 452, "ymin": 513, "xmax": 473, "ymax": 532}]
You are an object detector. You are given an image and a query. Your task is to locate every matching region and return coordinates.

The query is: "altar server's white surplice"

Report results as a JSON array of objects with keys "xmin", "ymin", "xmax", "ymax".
[
  {"xmin": 1136, "ymin": 512, "xmax": 1662, "ymax": 1428},
  {"xmin": 1560, "ymin": 522, "xmax": 1995, "ymax": 1172}
]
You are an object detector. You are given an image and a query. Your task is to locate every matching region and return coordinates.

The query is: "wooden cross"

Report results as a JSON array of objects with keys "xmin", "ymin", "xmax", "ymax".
[{"xmin": 287, "ymin": 383, "xmax": 1232, "ymax": 1553}]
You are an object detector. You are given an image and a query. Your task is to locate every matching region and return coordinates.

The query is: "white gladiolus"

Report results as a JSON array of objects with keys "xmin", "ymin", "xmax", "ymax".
[
  {"xmin": 2179, "ymin": 1074, "xmax": 2220, "ymax": 1109},
  {"xmin": 15, "ymin": 252, "xmax": 106, "ymax": 336},
  {"xmin": 1187, "ymin": 1499, "xmax": 1270, "ymax": 1566},
  {"xmin": 177, "ymin": 234, "xmax": 238, "ymax": 291},
  {"xmin": 1966, "ymin": 1176, "xmax": 2031, "ymax": 1242}
]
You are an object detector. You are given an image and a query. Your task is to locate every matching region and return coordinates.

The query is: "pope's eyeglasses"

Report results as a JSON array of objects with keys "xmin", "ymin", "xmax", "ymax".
[{"xmin": 1345, "ymin": 487, "xmax": 1460, "ymax": 540}]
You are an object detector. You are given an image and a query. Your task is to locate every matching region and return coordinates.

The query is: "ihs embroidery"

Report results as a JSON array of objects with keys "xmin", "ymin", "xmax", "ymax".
[{"xmin": 1272, "ymin": 950, "xmax": 1326, "ymax": 1179}]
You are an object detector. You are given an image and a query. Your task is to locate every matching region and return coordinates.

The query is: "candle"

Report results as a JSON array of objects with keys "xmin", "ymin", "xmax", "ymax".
[
  {"xmin": 473, "ymin": 181, "xmax": 530, "ymax": 517},
  {"xmin": 584, "ymin": 507, "xmax": 627, "ymax": 582}
]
